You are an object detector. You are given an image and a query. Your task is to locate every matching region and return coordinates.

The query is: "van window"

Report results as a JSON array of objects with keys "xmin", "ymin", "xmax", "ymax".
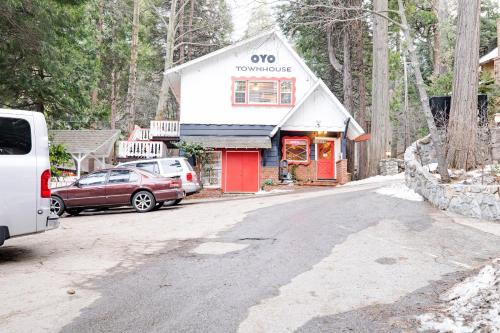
[
  {"xmin": 160, "ymin": 160, "xmax": 183, "ymax": 173},
  {"xmin": 0, "ymin": 117, "xmax": 32, "ymax": 155},
  {"xmin": 135, "ymin": 162, "xmax": 160, "ymax": 174}
]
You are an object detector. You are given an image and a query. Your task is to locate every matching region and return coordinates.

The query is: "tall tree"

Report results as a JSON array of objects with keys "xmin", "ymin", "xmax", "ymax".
[
  {"xmin": 432, "ymin": 0, "xmax": 448, "ymax": 77},
  {"xmin": 155, "ymin": 0, "xmax": 179, "ymax": 121},
  {"xmin": 368, "ymin": 0, "xmax": 390, "ymax": 176},
  {"xmin": 446, "ymin": 0, "xmax": 481, "ymax": 170},
  {"xmin": 124, "ymin": 0, "xmax": 141, "ymax": 131}
]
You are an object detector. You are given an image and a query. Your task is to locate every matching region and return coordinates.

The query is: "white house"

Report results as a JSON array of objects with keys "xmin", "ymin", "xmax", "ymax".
[{"xmin": 118, "ymin": 31, "xmax": 367, "ymax": 193}]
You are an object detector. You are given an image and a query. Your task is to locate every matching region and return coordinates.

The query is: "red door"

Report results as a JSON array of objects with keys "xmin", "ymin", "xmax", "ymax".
[
  {"xmin": 225, "ymin": 151, "xmax": 259, "ymax": 193},
  {"xmin": 316, "ymin": 141, "xmax": 335, "ymax": 179}
]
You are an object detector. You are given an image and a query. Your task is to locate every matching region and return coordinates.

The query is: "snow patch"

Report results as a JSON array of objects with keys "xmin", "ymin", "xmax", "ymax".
[
  {"xmin": 418, "ymin": 259, "xmax": 500, "ymax": 333},
  {"xmin": 256, "ymin": 189, "xmax": 293, "ymax": 195},
  {"xmin": 191, "ymin": 242, "xmax": 249, "ymax": 255},
  {"xmin": 345, "ymin": 172, "xmax": 405, "ymax": 186},
  {"xmin": 375, "ymin": 183, "xmax": 424, "ymax": 201}
]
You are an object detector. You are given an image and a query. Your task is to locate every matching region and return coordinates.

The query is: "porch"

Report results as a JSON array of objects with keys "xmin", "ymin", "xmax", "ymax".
[{"xmin": 116, "ymin": 120, "xmax": 180, "ymax": 159}]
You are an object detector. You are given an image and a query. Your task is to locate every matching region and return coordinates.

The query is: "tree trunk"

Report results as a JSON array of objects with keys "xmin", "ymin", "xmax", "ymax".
[
  {"xmin": 367, "ymin": 0, "xmax": 390, "ymax": 176},
  {"xmin": 343, "ymin": 31, "xmax": 355, "ymax": 174},
  {"xmin": 446, "ymin": 0, "xmax": 481, "ymax": 170},
  {"xmin": 110, "ymin": 67, "xmax": 121, "ymax": 130},
  {"xmin": 124, "ymin": 0, "xmax": 141, "ymax": 132},
  {"xmin": 432, "ymin": 0, "xmax": 448, "ymax": 77},
  {"xmin": 187, "ymin": 0, "xmax": 195, "ymax": 61},
  {"xmin": 398, "ymin": 0, "xmax": 450, "ymax": 182},
  {"xmin": 178, "ymin": 0, "xmax": 185, "ymax": 64},
  {"xmin": 91, "ymin": 0, "xmax": 104, "ymax": 107},
  {"xmin": 353, "ymin": 1, "xmax": 368, "ymax": 179},
  {"xmin": 155, "ymin": 0, "xmax": 179, "ymax": 120}
]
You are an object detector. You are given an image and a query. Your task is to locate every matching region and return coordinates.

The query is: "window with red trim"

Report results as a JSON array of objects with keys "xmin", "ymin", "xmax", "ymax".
[
  {"xmin": 232, "ymin": 77, "xmax": 295, "ymax": 106},
  {"xmin": 282, "ymin": 136, "xmax": 310, "ymax": 164}
]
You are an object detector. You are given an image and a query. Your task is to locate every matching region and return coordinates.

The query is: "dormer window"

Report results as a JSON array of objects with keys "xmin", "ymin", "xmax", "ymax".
[{"xmin": 232, "ymin": 77, "xmax": 295, "ymax": 107}]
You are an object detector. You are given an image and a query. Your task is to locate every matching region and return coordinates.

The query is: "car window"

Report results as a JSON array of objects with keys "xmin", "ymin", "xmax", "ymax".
[
  {"xmin": 79, "ymin": 171, "xmax": 108, "ymax": 186},
  {"xmin": 184, "ymin": 160, "xmax": 194, "ymax": 171},
  {"xmin": 134, "ymin": 162, "xmax": 160, "ymax": 174},
  {"xmin": 0, "ymin": 117, "xmax": 32, "ymax": 155},
  {"xmin": 160, "ymin": 160, "xmax": 183, "ymax": 173},
  {"xmin": 108, "ymin": 170, "xmax": 139, "ymax": 184}
]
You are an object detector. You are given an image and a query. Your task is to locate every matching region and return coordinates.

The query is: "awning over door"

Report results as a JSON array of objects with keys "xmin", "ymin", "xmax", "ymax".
[{"xmin": 182, "ymin": 136, "xmax": 271, "ymax": 149}]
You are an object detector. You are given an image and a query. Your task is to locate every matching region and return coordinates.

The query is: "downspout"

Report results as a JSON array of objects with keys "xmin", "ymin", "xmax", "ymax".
[{"xmin": 341, "ymin": 118, "xmax": 351, "ymax": 160}]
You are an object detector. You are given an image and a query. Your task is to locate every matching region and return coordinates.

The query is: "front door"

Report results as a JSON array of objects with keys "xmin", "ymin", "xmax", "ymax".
[
  {"xmin": 225, "ymin": 151, "xmax": 259, "ymax": 193},
  {"xmin": 316, "ymin": 141, "xmax": 335, "ymax": 179}
]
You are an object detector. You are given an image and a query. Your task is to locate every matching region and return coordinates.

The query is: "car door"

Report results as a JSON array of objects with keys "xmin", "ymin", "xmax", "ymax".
[
  {"xmin": 65, "ymin": 171, "xmax": 108, "ymax": 207},
  {"xmin": 105, "ymin": 169, "xmax": 140, "ymax": 205}
]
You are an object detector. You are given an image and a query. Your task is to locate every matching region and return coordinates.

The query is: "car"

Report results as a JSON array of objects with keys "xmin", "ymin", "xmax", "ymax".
[
  {"xmin": 50, "ymin": 167, "xmax": 184, "ymax": 216},
  {"xmin": 0, "ymin": 109, "xmax": 58, "ymax": 246},
  {"xmin": 119, "ymin": 157, "xmax": 201, "ymax": 205}
]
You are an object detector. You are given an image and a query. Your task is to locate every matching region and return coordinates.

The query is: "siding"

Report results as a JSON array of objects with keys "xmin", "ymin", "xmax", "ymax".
[
  {"xmin": 180, "ymin": 124, "xmax": 274, "ymax": 136},
  {"xmin": 262, "ymin": 134, "xmax": 280, "ymax": 167}
]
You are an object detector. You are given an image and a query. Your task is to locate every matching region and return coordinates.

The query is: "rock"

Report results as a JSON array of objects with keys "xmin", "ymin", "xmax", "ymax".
[{"xmin": 67, "ymin": 289, "xmax": 76, "ymax": 295}]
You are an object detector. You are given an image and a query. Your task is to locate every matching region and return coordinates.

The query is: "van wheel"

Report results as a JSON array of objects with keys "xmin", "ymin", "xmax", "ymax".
[
  {"xmin": 66, "ymin": 208, "xmax": 83, "ymax": 216},
  {"xmin": 50, "ymin": 196, "xmax": 65, "ymax": 216},
  {"xmin": 132, "ymin": 191, "xmax": 156, "ymax": 213}
]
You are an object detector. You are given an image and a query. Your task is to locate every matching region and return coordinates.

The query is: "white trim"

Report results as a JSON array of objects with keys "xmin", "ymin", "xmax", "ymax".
[{"xmin": 271, "ymin": 79, "xmax": 365, "ymax": 139}]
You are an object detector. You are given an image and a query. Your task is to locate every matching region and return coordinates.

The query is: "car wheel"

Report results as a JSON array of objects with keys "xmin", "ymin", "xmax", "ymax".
[
  {"xmin": 50, "ymin": 196, "xmax": 65, "ymax": 216},
  {"xmin": 66, "ymin": 208, "xmax": 83, "ymax": 216},
  {"xmin": 152, "ymin": 201, "xmax": 164, "ymax": 211},
  {"xmin": 132, "ymin": 191, "xmax": 156, "ymax": 213}
]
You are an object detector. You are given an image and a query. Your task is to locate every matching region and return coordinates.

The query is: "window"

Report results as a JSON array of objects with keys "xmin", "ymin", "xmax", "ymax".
[
  {"xmin": 108, "ymin": 170, "xmax": 138, "ymax": 184},
  {"xmin": 200, "ymin": 151, "xmax": 222, "ymax": 188},
  {"xmin": 135, "ymin": 162, "xmax": 160, "ymax": 175},
  {"xmin": 249, "ymin": 81, "xmax": 277, "ymax": 104},
  {"xmin": 79, "ymin": 171, "xmax": 108, "ymax": 186},
  {"xmin": 234, "ymin": 81, "xmax": 247, "ymax": 104},
  {"xmin": 160, "ymin": 159, "xmax": 183, "ymax": 173},
  {"xmin": 280, "ymin": 80, "xmax": 292, "ymax": 104},
  {"xmin": 0, "ymin": 117, "xmax": 32, "ymax": 155},
  {"xmin": 282, "ymin": 136, "xmax": 310, "ymax": 164},
  {"xmin": 232, "ymin": 77, "xmax": 295, "ymax": 106}
]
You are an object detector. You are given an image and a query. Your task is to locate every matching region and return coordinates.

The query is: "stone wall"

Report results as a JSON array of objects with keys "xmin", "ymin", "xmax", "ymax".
[
  {"xmin": 378, "ymin": 158, "xmax": 404, "ymax": 176},
  {"xmin": 405, "ymin": 136, "xmax": 500, "ymax": 221}
]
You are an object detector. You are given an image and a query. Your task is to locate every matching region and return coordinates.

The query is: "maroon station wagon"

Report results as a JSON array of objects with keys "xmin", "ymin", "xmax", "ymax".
[{"xmin": 50, "ymin": 167, "xmax": 184, "ymax": 216}]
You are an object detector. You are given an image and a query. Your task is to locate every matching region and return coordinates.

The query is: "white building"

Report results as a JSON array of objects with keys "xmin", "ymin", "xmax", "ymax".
[{"xmin": 119, "ymin": 31, "xmax": 367, "ymax": 192}]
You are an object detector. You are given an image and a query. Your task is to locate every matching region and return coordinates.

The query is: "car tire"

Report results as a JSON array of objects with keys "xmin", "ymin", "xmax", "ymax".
[
  {"xmin": 152, "ymin": 201, "xmax": 164, "ymax": 211},
  {"xmin": 132, "ymin": 191, "xmax": 156, "ymax": 213},
  {"xmin": 66, "ymin": 208, "xmax": 83, "ymax": 216},
  {"xmin": 50, "ymin": 196, "xmax": 65, "ymax": 217}
]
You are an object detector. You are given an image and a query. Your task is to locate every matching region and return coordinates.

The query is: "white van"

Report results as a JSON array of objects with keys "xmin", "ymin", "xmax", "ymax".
[{"xmin": 0, "ymin": 109, "xmax": 58, "ymax": 246}]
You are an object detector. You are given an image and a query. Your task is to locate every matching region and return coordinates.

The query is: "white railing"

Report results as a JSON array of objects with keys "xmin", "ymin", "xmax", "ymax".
[
  {"xmin": 117, "ymin": 141, "xmax": 166, "ymax": 159},
  {"xmin": 131, "ymin": 128, "xmax": 152, "ymax": 141},
  {"xmin": 150, "ymin": 120, "xmax": 180, "ymax": 137}
]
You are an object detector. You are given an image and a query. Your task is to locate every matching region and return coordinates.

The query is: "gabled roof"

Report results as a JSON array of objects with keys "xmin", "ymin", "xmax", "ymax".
[
  {"xmin": 480, "ymin": 47, "xmax": 498, "ymax": 65},
  {"xmin": 271, "ymin": 79, "xmax": 365, "ymax": 140},
  {"xmin": 164, "ymin": 30, "xmax": 319, "ymax": 101},
  {"xmin": 49, "ymin": 130, "xmax": 120, "ymax": 156},
  {"xmin": 165, "ymin": 30, "xmax": 318, "ymax": 80}
]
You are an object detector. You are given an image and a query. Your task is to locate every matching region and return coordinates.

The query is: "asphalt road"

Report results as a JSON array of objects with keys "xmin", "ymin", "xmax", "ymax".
[{"xmin": 56, "ymin": 183, "xmax": 500, "ymax": 333}]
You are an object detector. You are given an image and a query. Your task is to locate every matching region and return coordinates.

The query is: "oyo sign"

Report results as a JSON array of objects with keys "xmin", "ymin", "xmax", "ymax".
[{"xmin": 250, "ymin": 54, "xmax": 276, "ymax": 63}]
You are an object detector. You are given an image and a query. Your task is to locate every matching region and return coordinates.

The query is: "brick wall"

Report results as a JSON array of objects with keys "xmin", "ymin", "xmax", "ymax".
[
  {"xmin": 291, "ymin": 162, "xmax": 316, "ymax": 182},
  {"xmin": 261, "ymin": 166, "xmax": 279, "ymax": 185},
  {"xmin": 336, "ymin": 159, "xmax": 348, "ymax": 184}
]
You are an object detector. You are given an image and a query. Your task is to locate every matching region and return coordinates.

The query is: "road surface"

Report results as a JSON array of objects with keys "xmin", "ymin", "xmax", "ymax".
[{"xmin": 1, "ymin": 178, "xmax": 499, "ymax": 332}]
